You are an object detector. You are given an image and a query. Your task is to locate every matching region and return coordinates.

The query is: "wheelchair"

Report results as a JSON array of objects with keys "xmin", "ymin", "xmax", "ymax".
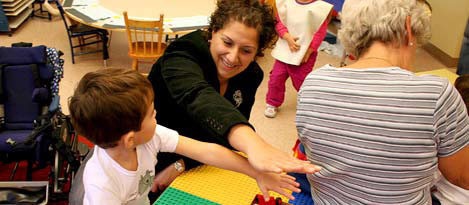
[{"xmin": 0, "ymin": 43, "xmax": 86, "ymax": 203}]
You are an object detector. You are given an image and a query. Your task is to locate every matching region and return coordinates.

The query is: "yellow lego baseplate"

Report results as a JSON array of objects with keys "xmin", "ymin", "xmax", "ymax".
[{"xmin": 170, "ymin": 164, "xmax": 291, "ymax": 205}]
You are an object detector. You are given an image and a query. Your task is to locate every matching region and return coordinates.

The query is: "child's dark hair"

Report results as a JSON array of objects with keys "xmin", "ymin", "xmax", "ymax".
[
  {"xmin": 207, "ymin": 0, "xmax": 277, "ymax": 57},
  {"xmin": 455, "ymin": 74, "xmax": 469, "ymax": 115},
  {"xmin": 69, "ymin": 69, "xmax": 154, "ymax": 148}
]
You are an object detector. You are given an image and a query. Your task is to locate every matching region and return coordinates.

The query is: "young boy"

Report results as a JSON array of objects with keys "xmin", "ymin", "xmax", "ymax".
[{"xmin": 69, "ymin": 69, "xmax": 308, "ymax": 204}]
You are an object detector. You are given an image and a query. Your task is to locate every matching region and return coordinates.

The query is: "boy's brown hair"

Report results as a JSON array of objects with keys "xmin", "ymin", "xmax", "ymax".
[{"xmin": 69, "ymin": 69, "xmax": 154, "ymax": 148}]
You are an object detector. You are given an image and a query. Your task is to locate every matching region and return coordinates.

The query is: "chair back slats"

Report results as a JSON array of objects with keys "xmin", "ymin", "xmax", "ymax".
[
  {"xmin": 143, "ymin": 29, "xmax": 146, "ymax": 55},
  {"xmin": 124, "ymin": 12, "xmax": 166, "ymax": 72},
  {"xmin": 133, "ymin": 26, "xmax": 138, "ymax": 54},
  {"xmin": 151, "ymin": 29, "xmax": 154, "ymax": 55},
  {"xmin": 156, "ymin": 15, "xmax": 163, "ymax": 53},
  {"xmin": 123, "ymin": 12, "xmax": 165, "ymax": 56}
]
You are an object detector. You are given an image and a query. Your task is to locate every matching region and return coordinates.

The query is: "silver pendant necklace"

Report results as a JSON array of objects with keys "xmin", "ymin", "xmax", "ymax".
[{"xmin": 360, "ymin": 57, "xmax": 395, "ymax": 67}]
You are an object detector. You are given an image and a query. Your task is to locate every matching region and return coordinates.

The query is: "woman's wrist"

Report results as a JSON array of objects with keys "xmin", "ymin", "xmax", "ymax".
[
  {"xmin": 248, "ymin": 168, "xmax": 262, "ymax": 180},
  {"xmin": 227, "ymin": 124, "xmax": 266, "ymax": 154}
]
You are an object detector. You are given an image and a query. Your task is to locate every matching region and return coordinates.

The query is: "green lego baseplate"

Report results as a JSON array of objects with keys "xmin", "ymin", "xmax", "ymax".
[{"xmin": 154, "ymin": 187, "xmax": 220, "ymax": 205}]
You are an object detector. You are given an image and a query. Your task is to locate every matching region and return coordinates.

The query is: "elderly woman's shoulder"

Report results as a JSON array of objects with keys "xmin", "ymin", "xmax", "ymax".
[
  {"xmin": 413, "ymin": 73, "xmax": 452, "ymax": 85},
  {"xmin": 410, "ymin": 73, "xmax": 458, "ymax": 97}
]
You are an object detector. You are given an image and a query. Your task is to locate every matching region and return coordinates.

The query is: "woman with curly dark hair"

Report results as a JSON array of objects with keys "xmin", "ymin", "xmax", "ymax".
[{"xmin": 147, "ymin": 0, "xmax": 320, "ymax": 196}]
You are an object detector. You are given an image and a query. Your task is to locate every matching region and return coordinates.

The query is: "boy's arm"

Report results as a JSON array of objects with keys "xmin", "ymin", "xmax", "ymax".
[{"xmin": 175, "ymin": 135, "xmax": 302, "ymax": 200}]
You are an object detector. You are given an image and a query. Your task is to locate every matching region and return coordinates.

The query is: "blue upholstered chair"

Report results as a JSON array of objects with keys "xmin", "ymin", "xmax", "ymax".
[{"xmin": 0, "ymin": 45, "xmax": 58, "ymax": 180}]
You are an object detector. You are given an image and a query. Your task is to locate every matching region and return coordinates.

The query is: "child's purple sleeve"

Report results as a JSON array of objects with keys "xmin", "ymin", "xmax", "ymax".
[
  {"xmin": 309, "ymin": 19, "xmax": 328, "ymax": 51},
  {"xmin": 275, "ymin": 13, "xmax": 289, "ymax": 38}
]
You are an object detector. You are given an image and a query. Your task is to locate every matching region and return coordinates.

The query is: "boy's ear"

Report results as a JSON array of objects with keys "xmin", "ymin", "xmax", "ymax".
[{"xmin": 122, "ymin": 131, "xmax": 136, "ymax": 149}]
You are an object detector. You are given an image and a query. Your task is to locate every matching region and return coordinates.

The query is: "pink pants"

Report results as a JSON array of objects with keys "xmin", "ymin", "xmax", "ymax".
[{"xmin": 266, "ymin": 51, "xmax": 318, "ymax": 107}]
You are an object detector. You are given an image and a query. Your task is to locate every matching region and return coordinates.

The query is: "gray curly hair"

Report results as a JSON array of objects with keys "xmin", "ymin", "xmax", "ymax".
[{"xmin": 338, "ymin": 0, "xmax": 431, "ymax": 57}]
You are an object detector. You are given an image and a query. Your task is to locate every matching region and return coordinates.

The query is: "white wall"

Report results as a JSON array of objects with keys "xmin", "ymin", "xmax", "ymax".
[{"xmin": 427, "ymin": 0, "xmax": 469, "ymax": 58}]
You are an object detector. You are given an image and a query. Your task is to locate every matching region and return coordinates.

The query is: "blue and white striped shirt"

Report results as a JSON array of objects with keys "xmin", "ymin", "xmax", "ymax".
[{"xmin": 296, "ymin": 65, "xmax": 469, "ymax": 204}]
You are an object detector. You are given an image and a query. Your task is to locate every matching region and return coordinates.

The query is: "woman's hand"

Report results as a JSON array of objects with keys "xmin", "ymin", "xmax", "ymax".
[
  {"xmin": 255, "ymin": 172, "xmax": 300, "ymax": 201},
  {"xmin": 228, "ymin": 125, "xmax": 321, "ymax": 174},
  {"xmin": 150, "ymin": 160, "xmax": 184, "ymax": 193},
  {"xmin": 283, "ymin": 33, "xmax": 300, "ymax": 52},
  {"xmin": 247, "ymin": 141, "xmax": 320, "ymax": 174}
]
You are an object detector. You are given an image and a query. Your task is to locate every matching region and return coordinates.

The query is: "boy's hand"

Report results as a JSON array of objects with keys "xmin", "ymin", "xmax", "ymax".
[
  {"xmin": 283, "ymin": 33, "xmax": 300, "ymax": 52},
  {"xmin": 301, "ymin": 48, "xmax": 315, "ymax": 64},
  {"xmin": 151, "ymin": 161, "xmax": 183, "ymax": 193},
  {"xmin": 255, "ymin": 172, "xmax": 300, "ymax": 201},
  {"xmin": 246, "ymin": 141, "xmax": 321, "ymax": 174}
]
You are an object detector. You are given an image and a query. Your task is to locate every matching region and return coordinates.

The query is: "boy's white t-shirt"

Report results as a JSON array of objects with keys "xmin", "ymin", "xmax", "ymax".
[{"xmin": 83, "ymin": 125, "xmax": 179, "ymax": 205}]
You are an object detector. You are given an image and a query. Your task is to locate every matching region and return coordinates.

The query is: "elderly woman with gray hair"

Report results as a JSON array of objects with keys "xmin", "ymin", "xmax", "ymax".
[{"xmin": 296, "ymin": 0, "xmax": 469, "ymax": 204}]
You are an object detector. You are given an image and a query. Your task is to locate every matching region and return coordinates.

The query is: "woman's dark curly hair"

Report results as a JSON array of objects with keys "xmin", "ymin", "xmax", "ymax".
[{"xmin": 207, "ymin": 0, "xmax": 277, "ymax": 57}]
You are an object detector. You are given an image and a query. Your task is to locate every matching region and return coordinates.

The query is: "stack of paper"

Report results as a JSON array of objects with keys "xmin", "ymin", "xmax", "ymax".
[
  {"xmin": 165, "ymin": 16, "xmax": 209, "ymax": 31},
  {"xmin": 74, "ymin": 4, "xmax": 117, "ymax": 21}
]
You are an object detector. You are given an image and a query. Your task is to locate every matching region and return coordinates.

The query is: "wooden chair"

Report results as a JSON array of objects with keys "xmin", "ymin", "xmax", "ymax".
[{"xmin": 123, "ymin": 12, "xmax": 167, "ymax": 73}]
